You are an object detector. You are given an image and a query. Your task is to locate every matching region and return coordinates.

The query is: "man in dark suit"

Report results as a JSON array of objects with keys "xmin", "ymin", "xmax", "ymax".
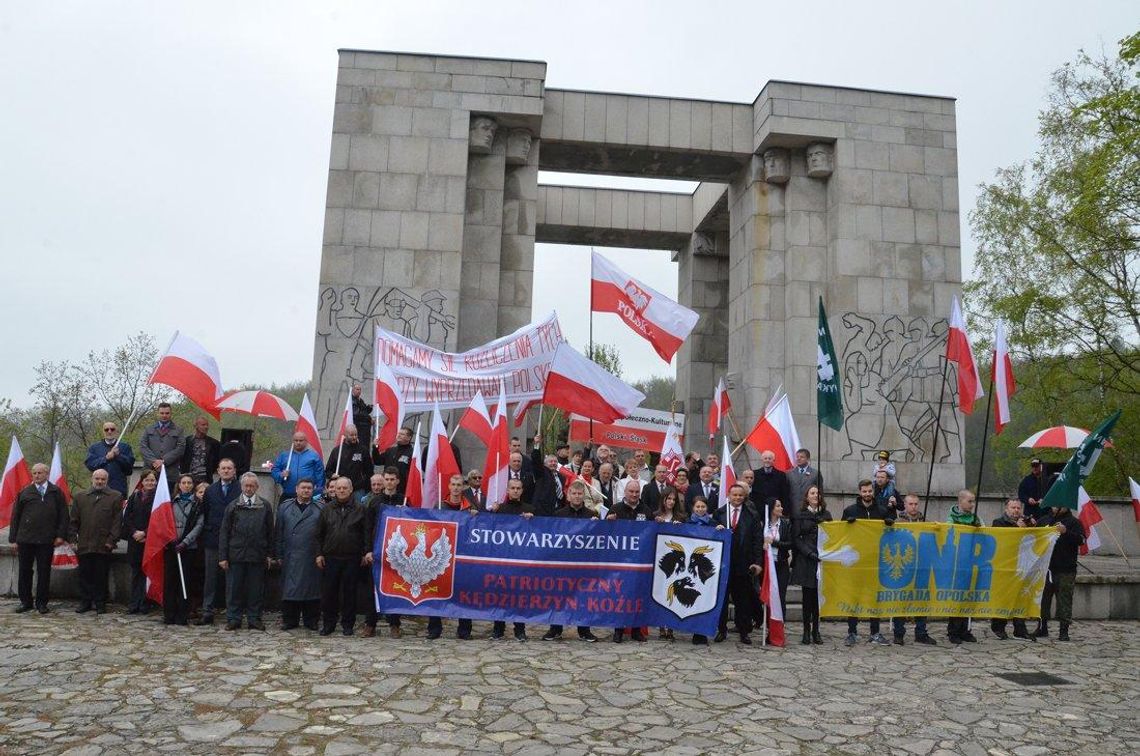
[
  {"xmin": 711, "ymin": 483, "xmax": 764, "ymax": 645},
  {"xmin": 751, "ymin": 450, "xmax": 791, "ymax": 512},
  {"xmin": 181, "ymin": 416, "xmax": 221, "ymax": 484},
  {"xmin": 686, "ymin": 465, "xmax": 720, "ymax": 513},
  {"xmin": 528, "ymin": 450, "xmax": 562, "ymax": 516},
  {"xmin": 8, "ymin": 463, "xmax": 69, "ymax": 614},
  {"xmin": 596, "ymin": 463, "xmax": 618, "ymax": 510},
  {"xmin": 639, "ymin": 464, "xmax": 671, "ymax": 513},
  {"xmin": 462, "ymin": 470, "xmax": 486, "ymax": 511},
  {"xmin": 504, "ymin": 452, "xmax": 535, "ymax": 505},
  {"xmin": 196, "ymin": 459, "xmax": 242, "ymax": 625}
]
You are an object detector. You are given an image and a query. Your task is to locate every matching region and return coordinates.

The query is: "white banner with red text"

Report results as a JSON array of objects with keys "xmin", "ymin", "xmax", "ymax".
[{"xmin": 568, "ymin": 407, "xmax": 684, "ymax": 451}]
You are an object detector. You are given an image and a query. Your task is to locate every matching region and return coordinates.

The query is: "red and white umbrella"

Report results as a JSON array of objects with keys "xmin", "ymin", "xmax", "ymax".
[
  {"xmin": 1019, "ymin": 425, "xmax": 1112, "ymax": 449},
  {"xmin": 215, "ymin": 390, "xmax": 298, "ymax": 422}
]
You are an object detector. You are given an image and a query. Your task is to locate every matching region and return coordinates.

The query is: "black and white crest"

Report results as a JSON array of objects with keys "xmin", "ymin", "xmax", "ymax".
[{"xmin": 651, "ymin": 534, "xmax": 723, "ymax": 619}]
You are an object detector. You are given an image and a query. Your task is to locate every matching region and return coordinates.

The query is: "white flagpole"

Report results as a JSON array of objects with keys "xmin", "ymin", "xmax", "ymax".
[
  {"xmin": 334, "ymin": 440, "xmax": 344, "ymax": 477},
  {"xmin": 176, "ymin": 552, "xmax": 188, "ymax": 600},
  {"xmin": 763, "ymin": 504, "xmax": 770, "ymax": 646}
]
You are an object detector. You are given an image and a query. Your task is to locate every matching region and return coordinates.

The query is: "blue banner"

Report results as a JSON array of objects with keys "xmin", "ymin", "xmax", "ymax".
[{"xmin": 372, "ymin": 508, "xmax": 733, "ymax": 636}]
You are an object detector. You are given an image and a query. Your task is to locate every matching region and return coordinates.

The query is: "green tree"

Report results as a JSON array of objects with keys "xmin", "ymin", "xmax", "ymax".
[{"xmin": 631, "ymin": 375, "xmax": 676, "ymax": 412}]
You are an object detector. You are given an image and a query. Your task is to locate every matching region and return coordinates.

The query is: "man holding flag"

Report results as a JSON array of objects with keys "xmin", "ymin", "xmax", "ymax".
[{"xmin": 272, "ymin": 433, "xmax": 325, "ymax": 504}]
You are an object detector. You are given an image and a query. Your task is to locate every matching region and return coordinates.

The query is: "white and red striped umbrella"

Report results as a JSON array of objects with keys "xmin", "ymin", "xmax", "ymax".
[
  {"xmin": 215, "ymin": 390, "xmax": 298, "ymax": 422},
  {"xmin": 1018, "ymin": 425, "xmax": 1113, "ymax": 449}
]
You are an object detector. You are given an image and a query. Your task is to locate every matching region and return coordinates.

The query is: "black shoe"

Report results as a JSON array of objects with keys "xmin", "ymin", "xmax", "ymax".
[
  {"xmin": 961, "ymin": 631, "xmax": 978, "ymax": 643},
  {"xmin": 319, "ymin": 626, "xmax": 335, "ymax": 636},
  {"xmin": 612, "ymin": 630, "xmax": 624, "ymax": 643},
  {"xmin": 1013, "ymin": 629, "xmax": 1035, "ymax": 642},
  {"xmin": 426, "ymin": 629, "xmax": 441, "ymax": 640},
  {"xmin": 490, "ymin": 630, "xmax": 505, "ymax": 640},
  {"xmin": 163, "ymin": 619, "xmax": 175, "ymax": 625},
  {"xmin": 541, "ymin": 630, "xmax": 561, "ymax": 641},
  {"xmin": 225, "ymin": 622, "xmax": 241, "ymax": 631},
  {"xmin": 739, "ymin": 634, "xmax": 752, "ymax": 645},
  {"xmin": 993, "ymin": 630, "xmax": 1009, "ymax": 640},
  {"xmin": 281, "ymin": 623, "xmax": 299, "ymax": 631},
  {"xmin": 631, "ymin": 629, "xmax": 647, "ymax": 642},
  {"xmin": 1059, "ymin": 623, "xmax": 1070, "ymax": 642},
  {"xmin": 812, "ymin": 631, "xmax": 823, "ymax": 645},
  {"xmin": 893, "ymin": 635, "xmax": 905, "ymax": 646},
  {"xmin": 456, "ymin": 631, "xmax": 471, "ymax": 640},
  {"xmin": 95, "ymin": 605, "xmax": 107, "ymax": 615},
  {"xmin": 36, "ymin": 605, "xmax": 49, "ymax": 615},
  {"xmin": 948, "ymin": 635, "xmax": 962, "ymax": 645},
  {"xmin": 692, "ymin": 635, "xmax": 709, "ymax": 646},
  {"xmin": 801, "ymin": 632, "xmax": 812, "ymax": 645},
  {"xmin": 341, "ymin": 627, "xmax": 353, "ymax": 636},
  {"xmin": 76, "ymin": 604, "xmax": 93, "ymax": 614},
  {"xmin": 1033, "ymin": 623, "xmax": 1049, "ymax": 638},
  {"xmin": 304, "ymin": 622, "xmax": 319, "ymax": 632},
  {"xmin": 14, "ymin": 604, "xmax": 33, "ymax": 614},
  {"xmin": 126, "ymin": 608, "xmax": 141, "ymax": 615},
  {"xmin": 713, "ymin": 631, "xmax": 727, "ymax": 643},
  {"xmin": 194, "ymin": 613, "xmax": 214, "ymax": 626},
  {"xmin": 515, "ymin": 632, "xmax": 527, "ymax": 642},
  {"xmin": 248, "ymin": 621, "xmax": 266, "ymax": 632},
  {"xmin": 578, "ymin": 631, "xmax": 599, "ymax": 643},
  {"xmin": 914, "ymin": 634, "xmax": 937, "ymax": 645}
]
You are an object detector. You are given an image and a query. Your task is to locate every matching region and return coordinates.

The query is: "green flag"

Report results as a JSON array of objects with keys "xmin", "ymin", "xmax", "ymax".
[
  {"xmin": 1039, "ymin": 410, "xmax": 1121, "ymax": 510},
  {"xmin": 816, "ymin": 297, "xmax": 844, "ymax": 430}
]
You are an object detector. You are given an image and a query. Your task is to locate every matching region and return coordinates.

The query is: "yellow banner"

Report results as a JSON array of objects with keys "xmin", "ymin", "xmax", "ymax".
[{"xmin": 818, "ymin": 521, "xmax": 1058, "ymax": 619}]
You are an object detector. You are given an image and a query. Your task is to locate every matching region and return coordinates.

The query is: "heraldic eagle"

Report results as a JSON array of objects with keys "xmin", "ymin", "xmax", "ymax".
[
  {"xmin": 385, "ymin": 525, "xmax": 452, "ymax": 598},
  {"xmin": 658, "ymin": 540, "xmax": 717, "ymax": 608}
]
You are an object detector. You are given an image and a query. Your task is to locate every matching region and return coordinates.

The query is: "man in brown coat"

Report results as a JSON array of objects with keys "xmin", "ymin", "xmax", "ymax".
[{"xmin": 69, "ymin": 469, "xmax": 124, "ymax": 614}]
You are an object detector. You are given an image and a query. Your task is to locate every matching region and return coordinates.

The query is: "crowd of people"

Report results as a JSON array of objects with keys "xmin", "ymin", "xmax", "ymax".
[{"xmin": 7, "ymin": 398, "xmax": 1086, "ymax": 646}]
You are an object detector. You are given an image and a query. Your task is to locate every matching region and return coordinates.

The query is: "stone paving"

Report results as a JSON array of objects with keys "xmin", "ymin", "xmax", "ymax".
[{"xmin": 0, "ymin": 598, "xmax": 1136, "ymax": 755}]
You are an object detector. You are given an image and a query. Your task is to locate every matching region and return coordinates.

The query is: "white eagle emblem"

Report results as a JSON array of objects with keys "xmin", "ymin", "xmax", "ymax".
[{"xmin": 385, "ymin": 524, "xmax": 453, "ymax": 598}]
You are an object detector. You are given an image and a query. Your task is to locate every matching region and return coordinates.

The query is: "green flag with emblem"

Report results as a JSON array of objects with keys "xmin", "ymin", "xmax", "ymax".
[
  {"xmin": 816, "ymin": 297, "xmax": 844, "ymax": 431},
  {"xmin": 1039, "ymin": 410, "xmax": 1121, "ymax": 510}
]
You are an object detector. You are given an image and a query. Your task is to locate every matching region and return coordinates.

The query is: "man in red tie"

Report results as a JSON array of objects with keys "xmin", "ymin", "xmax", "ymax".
[{"xmin": 712, "ymin": 484, "xmax": 764, "ymax": 645}]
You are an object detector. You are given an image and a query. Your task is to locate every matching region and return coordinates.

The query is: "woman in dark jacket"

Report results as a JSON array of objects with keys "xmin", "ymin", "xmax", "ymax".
[
  {"xmin": 122, "ymin": 469, "xmax": 158, "ymax": 613},
  {"xmin": 163, "ymin": 475, "xmax": 204, "ymax": 626},
  {"xmin": 763, "ymin": 499, "xmax": 793, "ymax": 619},
  {"xmin": 791, "ymin": 485, "xmax": 831, "ymax": 645}
]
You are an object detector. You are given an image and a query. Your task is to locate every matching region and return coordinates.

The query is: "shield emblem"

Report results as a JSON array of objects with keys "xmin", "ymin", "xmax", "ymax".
[
  {"xmin": 378, "ymin": 517, "xmax": 457, "ymax": 605},
  {"xmin": 651, "ymin": 534, "xmax": 723, "ymax": 619}
]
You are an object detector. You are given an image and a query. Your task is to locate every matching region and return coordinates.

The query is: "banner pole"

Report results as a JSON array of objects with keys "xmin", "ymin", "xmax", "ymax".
[
  {"xmin": 974, "ymin": 377, "xmax": 995, "ymax": 503},
  {"xmin": 176, "ymin": 551, "xmax": 187, "ymax": 600},
  {"xmin": 1098, "ymin": 519, "xmax": 1132, "ymax": 567},
  {"xmin": 923, "ymin": 357, "xmax": 951, "ymax": 519},
  {"xmin": 725, "ymin": 409, "xmax": 753, "ymax": 469},
  {"xmin": 817, "ymin": 420, "xmax": 822, "ymax": 497}
]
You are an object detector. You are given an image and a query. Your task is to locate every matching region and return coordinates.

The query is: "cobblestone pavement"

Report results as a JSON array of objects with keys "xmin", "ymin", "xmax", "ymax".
[{"xmin": 0, "ymin": 599, "xmax": 1136, "ymax": 755}]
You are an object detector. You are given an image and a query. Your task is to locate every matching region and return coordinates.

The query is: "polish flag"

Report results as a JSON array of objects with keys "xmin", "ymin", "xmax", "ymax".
[
  {"xmin": 404, "ymin": 425, "xmax": 424, "ymax": 508},
  {"xmin": 483, "ymin": 381, "xmax": 510, "ymax": 504},
  {"xmin": 149, "ymin": 331, "xmax": 225, "ymax": 419},
  {"xmin": 459, "ymin": 390, "xmax": 495, "ymax": 446},
  {"xmin": 541, "ymin": 343, "xmax": 645, "ymax": 424},
  {"xmin": 423, "ymin": 405, "xmax": 461, "ymax": 509},
  {"xmin": 660, "ymin": 422, "xmax": 684, "ymax": 485},
  {"xmin": 0, "ymin": 436, "xmax": 32, "ymax": 530},
  {"xmin": 142, "ymin": 466, "xmax": 178, "ymax": 605},
  {"xmin": 719, "ymin": 435, "xmax": 737, "ymax": 494},
  {"xmin": 512, "ymin": 398, "xmax": 539, "ymax": 429},
  {"xmin": 761, "ymin": 511, "xmax": 785, "ymax": 647},
  {"xmin": 992, "ymin": 319, "xmax": 1016, "ymax": 434},
  {"xmin": 373, "ymin": 334, "xmax": 405, "ymax": 450},
  {"xmin": 1076, "ymin": 487, "xmax": 1103, "ymax": 555},
  {"xmin": 333, "ymin": 390, "xmax": 352, "ymax": 447},
  {"xmin": 744, "ymin": 392, "xmax": 802, "ymax": 471},
  {"xmin": 1129, "ymin": 477, "xmax": 1140, "ymax": 524},
  {"xmin": 707, "ymin": 378, "xmax": 731, "ymax": 441},
  {"xmin": 49, "ymin": 442, "xmax": 71, "ymax": 503},
  {"xmin": 590, "ymin": 251, "xmax": 699, "ymax": 363},
  {"xmin": 296, "ymin": 393, "xmax": 323, "ymax": 459},
  {"xmin": 946, "ymin": 297, "xmax": 984, "ymax": 415}
]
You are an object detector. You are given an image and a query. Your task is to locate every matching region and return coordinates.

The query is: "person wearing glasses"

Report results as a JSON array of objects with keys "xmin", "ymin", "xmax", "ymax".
[
  {"xmin": 462, "ymin": 470, "xmax": 486, "ymax": 511},
  {"xmin": 85, "ymin": 421, "xmax": 136, "ymax": 498}
]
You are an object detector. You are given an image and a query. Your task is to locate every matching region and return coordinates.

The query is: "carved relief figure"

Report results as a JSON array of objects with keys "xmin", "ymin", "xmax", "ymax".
[
  {"xmin": 763, "ymin": 148, "xmax": 790, "ymax": 184},
  {"xmin": 469, "ymin": 116, "xmax": 498, "ymax": 155},
  {"xmin": 805, "ymin": 143, "xmax": 834, "ymax": 178},
  {"xmin": 506, "ymin": 128, "xmax": 533, "ymax": 165}
]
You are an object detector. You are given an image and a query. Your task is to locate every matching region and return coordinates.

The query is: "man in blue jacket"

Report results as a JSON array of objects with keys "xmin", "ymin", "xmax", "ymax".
[
  {"xmin": 84, "ymin": 421, "xmax": 135, "ymax": 497},
  {"xmin": 272, "ymin": 433, "xmax": 325, "ymax": 503},
  {"xmin": 196, "ymin": 458, "xmax": 241, "ymax": 625}
]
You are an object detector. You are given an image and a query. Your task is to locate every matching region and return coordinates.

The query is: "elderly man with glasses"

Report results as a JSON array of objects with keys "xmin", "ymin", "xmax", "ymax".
[{"xmin": 84, "ymin": 421, "xmax": 136, "ymax": 497}]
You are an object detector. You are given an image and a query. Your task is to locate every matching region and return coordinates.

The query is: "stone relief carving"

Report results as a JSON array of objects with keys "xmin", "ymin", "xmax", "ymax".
[
  {"xmin": 469, "ymin": 116, "xmax": 498, "ymax": 154},
  {"xmin": 315, "ymin": 285, "xmax": 456, "ymax": 427},
  {"xmin": 763, "ymin": 148, "xmax": 790, "ymax": 184},
  {"xmin": 506, "ymin": 128, "xmax": 533, "ymax": 165},
  {"xmin": 690, "ymin": 231, "xmax": 715, "ymax": 256},
  {"xmin": 805, "ymin": 142, "xmax": 834, "ymax": 178},
  {"xmin": 838, "ymin": 313, "xmax": 961, "ymax": 464}
]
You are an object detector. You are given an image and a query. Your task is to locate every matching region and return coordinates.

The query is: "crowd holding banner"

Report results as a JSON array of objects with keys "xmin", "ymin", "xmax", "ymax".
[{"xmin": 0, "ymin": 254, "xmax": 1134, "ymax": 649}]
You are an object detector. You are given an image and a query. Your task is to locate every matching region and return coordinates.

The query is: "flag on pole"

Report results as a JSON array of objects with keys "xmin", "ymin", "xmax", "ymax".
[
  {"xmin": 761, "ymin": 512, "xmax": 785, "ymax": 647},
  {"xmin": 483, "ymin": 381, "xmax": 509, "ymax": 505},
  {"xmin": 0, "ymin": 436, "xmax": 32, "ymax": 530},
  {"xmin": 590, "ymin": 251, "xmax": 699, "ymax": 363},
  {"xmin": 49, "ymin": 442, "xmax": 71, "ymax": 503},
  {"xmin": 373, "ymin": 332, "xmax": 405, "ymax": 450},
  {"xmin": 149, "ymin": 331, "xmax": 225, "ymax": 418},
  {"xmin": 660, "ymin": 421, "xmax": 684, "ymax": 485},
  {"xmin": 816, "ymin": 297, "xmax": 844, "ymax": 431},
  {"xmin": 295, "ymin": 393, "xmax": 323, "ymax": 459},
  {"xmin": 1076, "ymin": 487, "xmax": 1103, "ymax": 555},
  {"xmin": 946, "ymin": 297, "xmax": 984, "ymax": 415},
  {"xmin": 992, "ymin": 319, "xmax": 1016, "ymax": 435},
  {"xmin": 541, "ymin": 343, "xmax": 645, "ymax": 424},
  {"xmin": 405, "ymin": 424, "xmax": 424, "ymax": 508},
  {"xmin": 141, "ymin": 465, "xmax": 177, "ymax": 605},
  {"xmin": 334, "ymin": 390, "xmax": 353, "ymax": 448},
  {"xmin": 423, "ymin": 405, "xmax": 460, "ymax": 508},
  {"xmin": 459, "ymin": 390, "xmax": 495, "ymax": 446},
  {"xmin": 1129, "ymin": 477, "xmax": 1140, "ymax": 524},
  {"xmin": 1040, "ymin": 410, "xmax": 1121, "ymax": 510},
  {"xmin": 719, "ymin": 435, "xmax": 736, "ymax": 494},
  {"xmin": 707, "ymin": 378, "xmax": 731, "ymax": 441},
  {"xmin": 744, "ymin": 392, "xmax": 802, "ymax": 471}
]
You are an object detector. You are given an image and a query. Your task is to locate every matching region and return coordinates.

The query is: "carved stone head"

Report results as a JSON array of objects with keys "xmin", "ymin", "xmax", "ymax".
[
  {"xmin": 469, "ymin": 116, "xmax": 498, "ymax": 154},
  {"xmin": 806, "ymin": 143, "xmax": 834, "ymax": 178},
  {"xmin": 763, "ymin": 148, "xmax": 790, "ymax": 184},
  {"xmin": 506, "ymin": 128, "xmax": 533, "ymax": 165}
]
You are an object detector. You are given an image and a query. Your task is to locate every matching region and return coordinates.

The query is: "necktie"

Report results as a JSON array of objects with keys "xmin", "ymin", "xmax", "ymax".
[
  {"xmin": 730, "ymin": 507, "xmax": 739, "ymax": 530},
  {"xmin": 37, "ymin": 484, "xmax": 46, "ymax": 497},
  {"xmin": 704, "ymin": 484, "xmax": 710, "ymax": 497},
  {"xmin": 222, "ymin": 483, "xmax": 229, "ymax": 497}
]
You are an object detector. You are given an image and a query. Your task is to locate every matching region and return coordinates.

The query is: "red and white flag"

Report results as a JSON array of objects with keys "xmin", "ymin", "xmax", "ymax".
[
  {"xmin": 1129, "ymin": 477, "xmax": 1140, "ymax": 524},
  {"xmin": 141, "ymin": 466, "xmax": 178, "ymax": 605},
  {"xmin": 49, "ymin": 442, "xmax": 71, "ymax": 503},
  {"xmin": 423, "ymin": 405, "xmax": 461, "ymax": 508},
  {"xmin": 0, "ymin": 436, "xmax": 32, "ymax": 530},
  {"xmin": 719, "ymin": 435, "xmax": 737, "ymax": 494},
  {"xmin": 459, "ymin": 390, "xmax": 495, "ymax": 446},
  {"xmin": 512, "ymin": 398, "xmax": 540, "ymax": 429},
  {"xmin": 992, "ymin": 319, "xmax": 1016, "ymax": 434},
  {"xmin": 708, "ymin": 378, "xmax": 731, "ymax": 441},
  {"xmin": 660, "ymin": 422, "xmax": 684, "ymax": 485},
  {"xmin": 405, "ymin": 425, "xmax": 424, "ymax": 508},
  {"xmin": 946, "ymin": 297, "xmax": 984, "ymax": 415},
  {"xmin": 150, "ymin": 331, "xmax": 225, "ymax": 418},
  {"xmin": 483, "ymin": 381, "xmax": 510, "ymax": 504},
  {"xmin": 744, "ymin": 392, "xmax": 802, "ymax": 471},
  {"xmin": 590, "ymin": 251, "xmax": 698, "ymax": 363},
  {"xmin": 761, "ymin": 512, "xmax": 785, "ymax": 647},
  {"xmin": 541, "ymin": 343, "xmax": 645, "ymax": 424},
  {"xmin": 1076, "ymin": 486, "xmax": 1103, "ymax": 555},
  {"xmin": 373, "ymin": 335, "xmax": 405, "ymax": 451},
  {"xmin": 295, "ymin": 393, "xmax": 323, "ymax": 459}
]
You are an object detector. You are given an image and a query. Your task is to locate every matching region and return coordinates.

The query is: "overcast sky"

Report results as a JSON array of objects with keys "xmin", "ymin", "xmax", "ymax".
[{"xmin": 1, "ymin": 1, "xmax": 1134, "ymax": 406}]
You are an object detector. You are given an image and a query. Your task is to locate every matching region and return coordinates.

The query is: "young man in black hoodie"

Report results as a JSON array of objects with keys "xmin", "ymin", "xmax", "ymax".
[
  {"xmin": 1035, "ymin": 505, "xmax": 1085, "ymax": 641},
  {"xmin": 842, "ymin": 480, "xmax": 893, "ymax": 647}
]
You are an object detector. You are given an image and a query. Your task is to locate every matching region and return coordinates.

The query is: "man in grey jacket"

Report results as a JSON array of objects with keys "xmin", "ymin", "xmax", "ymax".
[
  {"xmin": 786, "ymin": 448, "xmax": 822, "ymax": 515},
  {"xmin": 218, "ymin": 472, "xmax": 274, "ymax": 631},
  {"xmin": 139, "ymin": 403, "xmax": 185, "ymax": 490}
]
